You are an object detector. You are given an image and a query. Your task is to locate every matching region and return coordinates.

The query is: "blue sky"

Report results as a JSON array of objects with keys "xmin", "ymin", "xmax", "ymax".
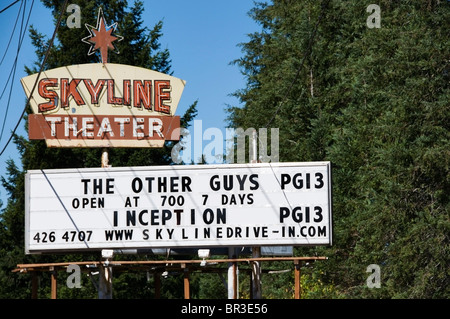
[{"xmin": 0, "ymin": 0, "xmax": 259, "ymax": 209}]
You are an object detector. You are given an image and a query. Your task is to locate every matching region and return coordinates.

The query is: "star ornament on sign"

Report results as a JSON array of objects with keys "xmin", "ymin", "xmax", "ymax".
[{"xmin": 82, "ymin": 8, "xmax": 123, "ymax": 64}]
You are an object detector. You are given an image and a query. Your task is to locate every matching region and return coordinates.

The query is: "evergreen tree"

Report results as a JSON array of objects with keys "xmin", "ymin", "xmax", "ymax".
[
  {"xmin": 0, "ymin": 0, "xmax": 197, "ymax": 298},
  {"xmin": 228, "ymin": 0, "xmax": 449, "ymax": 298}
]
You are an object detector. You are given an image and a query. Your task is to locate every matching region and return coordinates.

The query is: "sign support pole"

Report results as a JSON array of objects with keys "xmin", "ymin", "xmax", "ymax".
[
  {"xmin": 98, "ymin": 262, "xmax": 113, "ymax": 299},
  {"xmin": 154, "ymin": 273, "xmax": 161, "ymax": 299},
  {"xmin": 50, "ymin": 267, "xmax": 57, "ymax": 299},
  {"xmin": 294, "ymin": 260, "xmax": 302, "ymax": 299},
  {"xmin": 101, "ymin": 148, "xmax": 110, "ymax": 168},
  {"xmin": 182, "ymin": 264, "xmax": 190, "ymax": 299},
  {"xmin": 31, "ymin": 272, "xmax": 38, "ymax": 299},
  {"xmin": 251, "ymin": 246, "xmax": 262, "ymax": 299},
  {"xmin": 98, "ymin": 250, "xmax": 113, "ymax": 299},
  {"xmin": 251, "ymin": 129, "xmax": 262, "ymax": 299},
  {"xmin": 227, "ymin": 247, "xmax": 238, "ymax": 299},
  {"xmin": 99, "ymin": 146, "xmax": 112, "ymax": 298}
]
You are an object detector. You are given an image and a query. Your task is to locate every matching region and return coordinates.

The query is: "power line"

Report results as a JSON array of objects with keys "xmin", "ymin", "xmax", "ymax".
[
  {"xmin": 0, "ymin": 0, "xmax": 70, "ymax": 157},
  {"xmin": 0, "ymin": 0, "xmax": 34, "ymax": 142},
  {"xmin": 0, "ymin": 0, "xmax": 24, "ymax": 66},
  {"xmin": 0, "ymin": 0, "xmax": 20, "ymax": 14}
]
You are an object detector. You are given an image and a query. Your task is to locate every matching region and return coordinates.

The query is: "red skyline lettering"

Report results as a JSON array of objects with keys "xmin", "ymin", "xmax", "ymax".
[
  {"xmin": 133, "ymin": 80, "xmax": 152, "ymax": 110},
  {"xmin": 123, "ymin": 80, "xmax": 131, "ymax": 106},
  {"xmin": 83, "ymin": 79, "xmax": 106, "ymax": 104},
  {"xmin": 107, "ymin": 79, "xmax": 123, "ymax": 105},
  {"xmin": 154, "ymin": 80, "xmax": 171, "ymax": 114},
  {"xmin": 61, "ymin": 78, "xmax": 85, "ymax": 108},
  {"xmin": 37, "ymin": 78, "xmax": 58, "ymax": 112},
  {"xmin": 36, "ymin": 78, "xmax": 172, "ymax": 114}
]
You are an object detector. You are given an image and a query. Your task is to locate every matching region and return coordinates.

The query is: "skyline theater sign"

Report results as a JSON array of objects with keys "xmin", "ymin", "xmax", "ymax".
[
  {"xmin": 21, "ymin": 63, "xmax": 185, "ymax": 147},
  {"xmin": 21, "ymin": 8, "xmax": 184, "ymax": 148}
]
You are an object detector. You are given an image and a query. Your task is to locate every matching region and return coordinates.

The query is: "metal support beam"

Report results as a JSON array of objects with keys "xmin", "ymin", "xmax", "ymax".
[
  {"xmin": 50, "ymin": 267, "xmax": 57, "ymax": 299},
  {"xmin": 31, "ymin": 272, "xmax": 38, "ymax": 299},
  {"xmin": 101, "ymin": 148, "xmax": 110, "ymax": 168},
  {"xmin": 183, "ymin": 265, "xmax": 190, "ymax": 299},
  {"xmin": 294, "ymin": 260, "xmax": 301, "ymax": 299},
  {"xmin": 251, "ymin": 247, "xmax": 262, "ymax": 299},
  {"xmin": 13, "ymin": 256, "xmax": 326, "ymax": 300},
  {"xmin": 228, "ymin": 247, "xmax": 238, "ymax": 299},
  {"xmin": 98, "ymin": 263, "xmax": 113, "ymax": 299},
  {"xmin": 250, "ymin": 130, "xmax": 262, "ymax": 299},
  {"xmin": 98, "ymin": 250, "xmax": 113, "ymax": 299},
  {"xmin": 154, "ymin": 273, "xmax": 161, "ymax": 299}
]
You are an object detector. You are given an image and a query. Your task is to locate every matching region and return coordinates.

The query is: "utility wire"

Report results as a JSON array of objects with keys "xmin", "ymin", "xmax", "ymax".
[
  {"xmin": 0, "ymin": 0, "xmax": 24, "ymax": 66},
  {"xmin": 0, "ymin": 0, "xmax": 20, "ymax": 14},
  {"xmin": 0, "ymin": 0, "xmax": 70, "ymax": 157},
  {"xmin": 0, "ymin": 0, "xmax": 33, "ymax": 142}
]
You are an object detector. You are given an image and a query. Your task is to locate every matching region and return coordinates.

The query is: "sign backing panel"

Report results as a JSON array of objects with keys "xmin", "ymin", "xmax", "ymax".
[{"xmin": 25, "ymin": 162, "xmax": 332, "ymax": 254}]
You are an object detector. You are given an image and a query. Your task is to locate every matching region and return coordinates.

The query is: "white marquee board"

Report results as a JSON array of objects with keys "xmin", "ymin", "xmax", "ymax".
[{"xmin": 25, "ymin": 162, "xmax": 332, "ymax": 254}]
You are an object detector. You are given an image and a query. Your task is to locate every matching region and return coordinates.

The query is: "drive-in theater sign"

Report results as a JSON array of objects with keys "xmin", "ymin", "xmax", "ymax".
[
  {"xmin": 21, "ymin": 63, "xmax": 184, "ymax": 147},
  {"xmin": 25, "ymin": 162, "xmax": 332, "ymax": 254},
  {"xmin": 21, "ymin": 7, "xmax": 183, "ymax": 148},
  {"xmin": 21, "ymin": 7, "xmax": 333, "ymax": 256}
]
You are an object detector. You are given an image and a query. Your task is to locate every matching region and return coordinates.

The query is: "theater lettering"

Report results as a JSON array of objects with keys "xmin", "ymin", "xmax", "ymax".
[
  {"xmin": 28, "ymin": 114, "xmax": 180, "ymax": 143},
  {"xmin": 38, "ymin": 78, "xmax": 172, "ymax": 114}
]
